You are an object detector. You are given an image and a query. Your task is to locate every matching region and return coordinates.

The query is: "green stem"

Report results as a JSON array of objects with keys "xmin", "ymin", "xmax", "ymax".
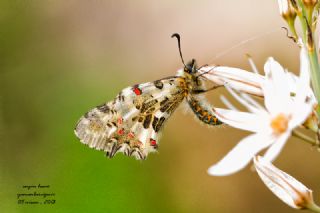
[
  {"xmin": 306, "ymin": 7, "xmax": 314, "ymax": 24},
  {"xmin": 292, "ymin": 130, "xmax": 318, "ymax": 146},
  {"xmin": 307, "ymin": 202, "xmax": 320, "ymax": 213},
  {"xmin": 297, "ymin": 0, "xmax": 308, "ymax": 42},
  {"xmin": 316, "ymin": 1, "xmax": 320, "ymax": 10},
  {"xmin": 287, "ymin": 19, "xmax": 299, "ymax": 40},
  {"xmin": 308, "ymin": 49, "xmax": 320, "ymax": 117},
  {"xmin": 296, "ymin": 0, "xmax": 320, "ymax": 118}
]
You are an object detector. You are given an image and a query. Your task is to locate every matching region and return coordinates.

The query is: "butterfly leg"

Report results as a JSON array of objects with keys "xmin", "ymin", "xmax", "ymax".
[{"xmin": 191, "ymin": 84, "xmax": 223, "ymax": 94}]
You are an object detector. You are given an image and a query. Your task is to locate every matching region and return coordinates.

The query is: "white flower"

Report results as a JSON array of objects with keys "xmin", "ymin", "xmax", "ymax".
[
  {"xmin": 254, "ymin": 156, "xmax": 317, "ymax": 210},
  {"xmin": 207, "ymin": 48, "xmax": 313, "ymax": 176},
  {"xmin": 199, "ymin": 61, "xmax": 316, "ymax": 106}
]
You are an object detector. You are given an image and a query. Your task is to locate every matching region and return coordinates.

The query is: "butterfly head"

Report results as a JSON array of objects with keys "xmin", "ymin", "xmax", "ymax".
[
  {"xmin": 184, "ymin": 59, "xmax": 197, "ymax": 74},
  {"xmin": 171, "ymin": 33, "xmax": 199, "ymax": 75}
]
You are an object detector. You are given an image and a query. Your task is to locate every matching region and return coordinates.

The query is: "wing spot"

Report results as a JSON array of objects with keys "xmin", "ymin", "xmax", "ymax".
[
  {"xmin": 132, "ymin": 85, "xmax": 142, "ymax": 95},
  {"xmin": 154, "ymin": 80, "xmax": 164, "ymax": 89},
  {"xmin": 141, "ymin": 99, "xmax": 158, "ymax": 113},
  {"xmin": 143, "ymin": 114, "xmax": 153, "ymax": 129},
  {"xmin": 117, "ymin": 128, "xmax": 125, "ymax": 135},
  {"xmin": 152, "ymin": 116, "xmax": 166, "ymax": 132},
  {"xmin": 117, "ymin": 117, "xmax": 123, "ymax": 125},
  {"xmin": 127, "ymin": 132, "xmax": 135, "ymax": 139},
  {"xmin": 150, "ymin": 139, "xmax": 158, "ymax": 149},
  {"xmin": 96, "ymin": 104, "xmax": 110, "ymax": 113}
]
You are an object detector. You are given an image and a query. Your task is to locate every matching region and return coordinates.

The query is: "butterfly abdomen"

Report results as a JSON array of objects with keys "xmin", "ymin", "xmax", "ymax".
[{"xmin": 188, "ymin": 96, "xmax": 222, "ymax": 126}]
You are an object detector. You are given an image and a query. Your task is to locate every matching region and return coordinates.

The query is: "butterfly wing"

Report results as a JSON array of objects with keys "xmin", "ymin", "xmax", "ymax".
[{"xmin": 74, "ymin": 77, "xmax": 186, "ymax": 160}]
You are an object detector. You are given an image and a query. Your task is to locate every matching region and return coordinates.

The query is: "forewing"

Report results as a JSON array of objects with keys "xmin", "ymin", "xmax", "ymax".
[{"xmin": 74, "ymin": 77, "xmax": 185, "ymax": 160}]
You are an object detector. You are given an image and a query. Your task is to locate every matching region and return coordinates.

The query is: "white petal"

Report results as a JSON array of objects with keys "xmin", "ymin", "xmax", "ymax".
[
  {"xmin": 246, "ymin": 54, "xmax": 260, "ymax": 74},
  {"xmin": 225, "ymin": 86, "xmax": 263, "ymax": 114},
  {"xmin": 214, "ymin": 108, "xmax": 270, "ymax": 133},
  {"xmin": 286, "ymin": 71, "xmax": 299, "ymax": 94},
  {"xmin": 240, "ymin": 93, "xmax": 265, "ymax": 111},
  {"xmin": 200, "ymin": 66, "xmax": 264, "ymax": 85},
  {"xmin": 288, "ymin": 48, "xmax": 314, "ymax": 127},
  {"xmin": 277, "ymin": 0, "xmax": 289, "ymax": 15},
  {"xmin": 289, "ymin": 101, "xmax": 313, "ymax": 129},
  {"xmin": 263, "ymin": 58, "xmax": 291, "ymax": 115},
  {"xmin": 208, "ymin": 133, "xmax": 274, "ymax": 176},
  {"xmin": 299, "ymin": 47, "xmax": 311, "ymax": 86},
  {"xmin": 263, "ymin": 132, "xmax": 290, "ymax": 162},
  {"xmin": 254, "ymin": 156, "xmax": 313, "ymax": 209},
  {"xmin": 286, "ymin": 71, "xmax": 316, "ymax": 105},
  {"xmin": 220, "ymin": 95, "xmax": 239, "ymax": 111},
  {"xmin": 199, "ymin": 66, "xmax": 264, "ymax": 96}
]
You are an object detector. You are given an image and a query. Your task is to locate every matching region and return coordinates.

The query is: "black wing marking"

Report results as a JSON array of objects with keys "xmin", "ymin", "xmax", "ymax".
[{"xmin": 74, "ymin": 77, "xmax": 186, "ymax": 160}]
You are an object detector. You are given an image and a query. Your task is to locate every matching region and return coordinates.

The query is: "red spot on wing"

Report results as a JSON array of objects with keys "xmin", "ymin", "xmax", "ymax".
[
  {"xmin": 150, "ymin": 139, "xmax": 157, "ymax": 146},
  {"xmin": 117, "ymin": 128, "xmax": 125, "ymax": 135},
  {"xmin": 117, "ymin": 117, "xmax": 123, "ymax": 125},
  {"xmin": 127, "ymin": 132, "xmax": 135, "ymax": 139},
  {"xmin": 133, "ymin": 87, "xmax": 142, "ymax": 95}
]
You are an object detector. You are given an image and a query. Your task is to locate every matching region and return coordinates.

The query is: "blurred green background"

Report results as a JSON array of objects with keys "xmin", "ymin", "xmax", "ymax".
[{"xmin": 1, "ymin": 0, "xmax": 320, "ymax": 212}]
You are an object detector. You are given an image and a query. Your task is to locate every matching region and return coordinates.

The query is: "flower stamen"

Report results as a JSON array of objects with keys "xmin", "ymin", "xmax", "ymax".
[{"xmin": 271, "ymin": 114, "xmax": 289, "ymax": 134}]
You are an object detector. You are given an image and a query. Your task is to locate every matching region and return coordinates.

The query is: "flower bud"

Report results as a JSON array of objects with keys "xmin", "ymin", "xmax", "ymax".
[
  {"xmin": 254, "ymin": 156, "xmax": 317, "ymax": 210},
  {"xmin": 302, "ymin": 0, "xmax": 318, "ymax": 9},
  {"xmin": 303, "ymin": 105, "xmax": 319, "ymax": 132},
  {"xmin": 277, "ymin": 0, "xmax": 297, "ymax": 21}
]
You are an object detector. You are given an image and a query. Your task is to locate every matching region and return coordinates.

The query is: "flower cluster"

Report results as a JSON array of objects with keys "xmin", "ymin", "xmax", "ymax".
[
  {"xmin": 206, "ymin": 48, "xmax": 314, "ymax": 176},
  {"xmin": 198, "ymin": 1, "xmax": 320, "ymax": 211}
]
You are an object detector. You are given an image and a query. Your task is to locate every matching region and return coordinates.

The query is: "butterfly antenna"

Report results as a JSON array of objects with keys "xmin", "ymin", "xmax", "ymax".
[{"xmin": 171, "ymin": 33, "xmax": 186, "ymax": 67}]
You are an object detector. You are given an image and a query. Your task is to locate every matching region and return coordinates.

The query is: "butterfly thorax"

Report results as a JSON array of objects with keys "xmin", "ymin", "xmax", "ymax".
[{"xmin": 176, "ymin": 59, "xmax": 204, "ymax": 96}]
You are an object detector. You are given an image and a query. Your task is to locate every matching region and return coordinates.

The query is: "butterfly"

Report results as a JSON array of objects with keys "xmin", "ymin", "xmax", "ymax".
[{"xmin": 74, "ymin": 33, "xmax": 222, "ymax": 160}]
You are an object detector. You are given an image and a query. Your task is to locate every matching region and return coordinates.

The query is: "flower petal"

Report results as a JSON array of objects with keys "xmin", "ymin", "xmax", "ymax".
[
  {"xmin": 263, "ymin": 58, "xmax": 292, "ymax": 115},
  {"xmin": 277, "ymin": 0, "xmax": 289, "ymax": 15},
  {"xmin": 207, "ymin": 133, "xmax": 274, "ymax": 176},
  {"xmin": 199, "ymin": 66, "xmax": 264, "ymax": 96},
  {"xmin": 299, "ymin": 47, "xmax": 310, "ymax": 87},
  {"xmin": 214, "ymin": 108, "xmax": 270, "ymax": 133},
  {"xmin": 220, "ymin": 95, "xmax": 239, "ymax": 111},
  {"xmin": 263, "ymin": 132, "xmax": 290, "ymax": 162},
  {"xmin": 289, "ymin": 101, "xmax": 313, "ymax": 129},
  {"xmin": 288, "ymin": 48, "xmax": 314, "ymax": 127},
  {"xmin": 224, "ymin": 86, "xmax": 265, "ymax": 114}
]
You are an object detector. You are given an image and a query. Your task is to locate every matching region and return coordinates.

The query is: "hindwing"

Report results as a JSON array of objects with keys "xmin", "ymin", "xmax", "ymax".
[{"xmin": 75, "ymin": 77, "xmax": 186, "ymax": 160}]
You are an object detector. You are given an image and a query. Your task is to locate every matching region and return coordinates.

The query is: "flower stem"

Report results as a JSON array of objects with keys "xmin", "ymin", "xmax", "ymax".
[
  {"xmin": 287, "ymin": 19, "xmax": 299, "ymax": 40},
  {"xmin": 308, "ymin": 49, "xmax": 320, "ymax": 116},
  {"xmin": 307, "ymin": 202, "xmax": 320, "ymax": 213},
  {"xmin": 292, "ymin": 130, "xmax": 318, "ymax": 146},
  {"xmin": 296, "ymin": 0, "xmax": 320, "ymax": 118},
  {"xmin": 297, "ymin": 0, "xmax": 308, "ymax": 41}
]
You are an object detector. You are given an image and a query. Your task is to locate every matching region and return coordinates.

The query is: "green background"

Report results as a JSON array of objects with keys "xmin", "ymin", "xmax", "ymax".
[{"xmin": 1, "ymin": 0, "xmax": 319, "ymax": 212}]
